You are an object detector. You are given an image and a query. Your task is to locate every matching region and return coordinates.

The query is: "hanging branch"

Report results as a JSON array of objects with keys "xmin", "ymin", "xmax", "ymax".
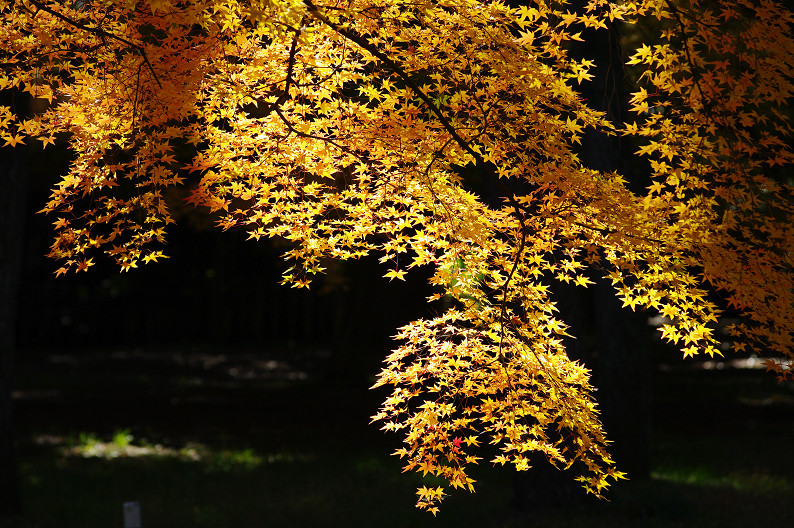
[{"xmin": 24, "ymin": 0, "xmax": 162, "ymax": 88}]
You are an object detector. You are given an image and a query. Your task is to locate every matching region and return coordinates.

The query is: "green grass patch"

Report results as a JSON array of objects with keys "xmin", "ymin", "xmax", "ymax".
[{"xmin": 6, "ymin": 357, "xmax": 794, "ymax": 527}]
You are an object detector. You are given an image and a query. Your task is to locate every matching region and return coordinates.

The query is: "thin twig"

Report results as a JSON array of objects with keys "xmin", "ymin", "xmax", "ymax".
[
  {"xmin": 303, "ymin": 0, "xmax": 483, "ymax": 166},
  {"xmin": 26, "ymin": 0, "xmax": 162, "ymax": 88}
]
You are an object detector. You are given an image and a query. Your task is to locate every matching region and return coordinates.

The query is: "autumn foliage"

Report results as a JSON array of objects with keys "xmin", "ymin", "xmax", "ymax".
[{"xmin": 1, "ymin": 0, "xmax": 792, "ymax": 513}]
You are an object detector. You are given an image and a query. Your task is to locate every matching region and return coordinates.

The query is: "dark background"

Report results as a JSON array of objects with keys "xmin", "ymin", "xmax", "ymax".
[
  {"xmin": 8, "ymin": 129, "xmax": 793, "ymax": 528},
  {"xmin": 5, "ymin": 1, "xmax": 794, "ymax": 523},
  {"xmin": 16, "ymin": 141, "xmax": 435, "ymax": 386}
]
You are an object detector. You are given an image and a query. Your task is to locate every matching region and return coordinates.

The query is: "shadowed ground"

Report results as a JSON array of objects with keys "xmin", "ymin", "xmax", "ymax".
[{"xmin": 6, "ymin": 346, "xmax": 794, "ymax": 528}]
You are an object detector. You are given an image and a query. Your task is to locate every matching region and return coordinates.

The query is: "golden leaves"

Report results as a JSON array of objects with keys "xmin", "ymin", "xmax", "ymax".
[
  {"xmin": 620, "ymin": 0, "xmax": 794, "ymax": 370},
  {"xmin": 2, "ymin": 0, "xmax": 793, "ymax": 513},
  {"xmin": 372, "ymin": 299, "xmax": 622, "ymax": 511}
]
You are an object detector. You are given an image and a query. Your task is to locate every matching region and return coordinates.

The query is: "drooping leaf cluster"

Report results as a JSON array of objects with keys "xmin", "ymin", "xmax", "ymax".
[
  {"xmin": 1, "ymin": 0, "xmax": 791, "ymax": 513},
  {"xmin": 618, "ymin": 0, "xmax": 794, "ymax": 376}
]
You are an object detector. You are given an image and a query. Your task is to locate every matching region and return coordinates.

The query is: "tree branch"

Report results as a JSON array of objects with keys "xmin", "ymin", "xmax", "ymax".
[
  {"xmin": 278, "ymin": 17, "xmax": 305, "ymax": 106},
  {"xmin": 303, "ymin": 0, "xmax": 483, "ymax": 165},
  {"xmin": 25, "ymin": 0, "xmax": 162, "ymax": 88}
]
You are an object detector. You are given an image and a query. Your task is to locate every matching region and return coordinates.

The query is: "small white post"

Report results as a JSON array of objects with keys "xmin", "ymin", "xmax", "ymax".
[{"xmin": 123, "ymin": 501, "xmax": 141, "ymax": 528}]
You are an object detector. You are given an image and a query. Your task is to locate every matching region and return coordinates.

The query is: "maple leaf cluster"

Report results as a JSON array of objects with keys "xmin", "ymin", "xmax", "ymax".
[{"xmin": 1, "ymin": 0, "xmax": 792, "ymax": 512}]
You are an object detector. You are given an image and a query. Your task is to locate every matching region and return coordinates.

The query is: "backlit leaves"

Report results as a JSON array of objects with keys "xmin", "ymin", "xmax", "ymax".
[
  {"xmin": 1, "ymin": 0, "xmax": 792, "ymax": 512},
  {"xmin": 616, "ymin": 0, "xmax": 794, "ymax": 372}
]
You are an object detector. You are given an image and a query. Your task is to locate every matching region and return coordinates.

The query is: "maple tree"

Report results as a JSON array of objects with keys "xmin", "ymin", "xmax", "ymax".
[{"xmin": 2, "ymin": 0, "xmax": 793, "ymax": 513}]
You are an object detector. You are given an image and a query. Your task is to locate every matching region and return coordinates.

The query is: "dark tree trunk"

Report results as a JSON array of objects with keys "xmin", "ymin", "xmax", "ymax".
[
  {"xmin": 0, "ymin": 90, "xmax": 26, "ymax": 518},
  {"xmin": 512, "ymin": 2, "xmax": 652, "ymax": 510},
  {"xmin": 570, "ymin": 0, "xmax": 653, "ymax": 484}
]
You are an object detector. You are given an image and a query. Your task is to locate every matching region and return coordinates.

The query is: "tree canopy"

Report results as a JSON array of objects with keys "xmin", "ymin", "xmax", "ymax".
[{"xmin": 1, "ymin": 0, "xmax": 792, "ymax": 513}]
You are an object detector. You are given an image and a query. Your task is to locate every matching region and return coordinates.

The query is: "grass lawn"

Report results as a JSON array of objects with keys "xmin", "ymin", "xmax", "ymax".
[{"xmin": 5, "ymin": 348, "xmax": 794, "ymax": 527}]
